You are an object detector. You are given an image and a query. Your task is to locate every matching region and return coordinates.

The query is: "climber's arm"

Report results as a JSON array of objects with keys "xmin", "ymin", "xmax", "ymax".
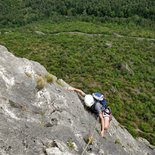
[{"xmin": 67, "ymin": 87, "xmax": 86, "ymax": 97}]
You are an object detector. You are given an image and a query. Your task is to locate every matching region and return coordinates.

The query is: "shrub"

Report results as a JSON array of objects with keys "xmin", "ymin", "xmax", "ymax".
[
  {"xmin": 84, "ymin": 134, "xmax": 94, "ymax": 145},
  {"xmin": 127, "ymin": 126, "xmax": 138, "ymax": 137},
  {"xmin": 35, "ymin": 75, "xmax": 46, "ymax": 90},
  {"xmin": 115, "ymin": 138, "xmax": 121, "ymax": 144},
  {"xmin": 44, "ymin": 74, "xmax": 55, "ymax": 83},
  {"xmin": 139, "ymin": 122, "xmax": 151, "ymax": 133},
  {"xmin": 67, "ymin": 138, "xmax": 75, "ymax": 150}
]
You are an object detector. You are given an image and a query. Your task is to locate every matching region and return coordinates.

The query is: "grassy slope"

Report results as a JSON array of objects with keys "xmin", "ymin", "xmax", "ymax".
[{"xmin": 0, "ymin": 19, "xmax": 155, "ymax": 144}]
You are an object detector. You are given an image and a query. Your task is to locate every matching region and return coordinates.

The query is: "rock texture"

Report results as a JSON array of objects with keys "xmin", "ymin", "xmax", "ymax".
[{"xmin": 0, "ymin": 45, "xmax": 154, "ymax": 155}]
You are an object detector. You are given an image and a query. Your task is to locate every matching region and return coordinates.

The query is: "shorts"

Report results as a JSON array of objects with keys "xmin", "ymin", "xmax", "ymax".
[
  {"xmin": 103, "ymin": 112, "xmax": 110, "ymax": 117},
  {"xmin": 103, "ymin": 111, "xmax": 112, "ymax": 122},
  {"xmin": 103, "ymin": 108, "xmax": 111, "ymax": 118}
]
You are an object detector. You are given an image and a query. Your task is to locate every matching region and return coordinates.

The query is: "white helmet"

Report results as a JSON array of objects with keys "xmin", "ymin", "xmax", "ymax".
[{"xmin": 84, "ymin": 94, "xmax": 95, "ymax": 107}]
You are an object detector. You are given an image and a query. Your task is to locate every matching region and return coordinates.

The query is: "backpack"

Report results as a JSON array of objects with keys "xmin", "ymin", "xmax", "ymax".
[{"xmin": 92, "ymin": 92, "xmax": 106, "ymax": 108}]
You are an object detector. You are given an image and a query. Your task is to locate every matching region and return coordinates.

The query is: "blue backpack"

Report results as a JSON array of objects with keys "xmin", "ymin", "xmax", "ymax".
[{"xmin": 92, "ymin": 92, "xmax": 106, "ymax": 108}]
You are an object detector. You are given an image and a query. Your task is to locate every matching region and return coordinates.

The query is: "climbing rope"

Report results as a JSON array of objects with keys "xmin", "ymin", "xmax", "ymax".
[{"xmin": 81, "ymin": 117, "xmax": 99, "ymax": 155}]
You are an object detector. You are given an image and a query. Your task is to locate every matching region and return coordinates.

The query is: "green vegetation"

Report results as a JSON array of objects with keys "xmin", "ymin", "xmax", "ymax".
[
  {"xmin": 44, "ymin": 74, "xmax": 56, "ymax": 83},
  {"xmin": 84, "ymin": 134, "xmax": 94, "ymax": 145},
  {"xmin": 67, "ymin": 138, "xmax": 75, "ymax": 150},
  {"xmin": 0, "ymin": 0, "xmax": 155, "ymax": 27},
  {"xmin": 36, "ymin": 73, "xmax": 57, "ymax": 89},
  {"xmin": 115, "ymin": 138, "xmax": 121, "ymax": 145},
  {"xmin": 0, "ymin": 0, "xmax": 154, "ymax": 146},
  {"xmin": 35, "ymin": 75, "xmax": 46, "ymax": 90},
  {"xmin": 0, "ymin": 18, "xmax": 154, "ymax": 145}
]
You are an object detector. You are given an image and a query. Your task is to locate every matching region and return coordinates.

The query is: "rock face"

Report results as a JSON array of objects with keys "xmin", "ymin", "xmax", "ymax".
[{"xmin": 0, "ymin": 45, "xmax": 154, "ymax": 155}]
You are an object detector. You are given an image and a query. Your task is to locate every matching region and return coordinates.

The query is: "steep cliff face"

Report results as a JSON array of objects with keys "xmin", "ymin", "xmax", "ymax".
[{"xmin": 0, "ymin": 45, "xmax": 154, "ymax": 155}]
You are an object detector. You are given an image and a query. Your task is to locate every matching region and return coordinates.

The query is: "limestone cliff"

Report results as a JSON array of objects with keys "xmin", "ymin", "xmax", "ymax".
[{"xmin": 0, "ymin": 45, "xmax": 154, "ymax": 155}]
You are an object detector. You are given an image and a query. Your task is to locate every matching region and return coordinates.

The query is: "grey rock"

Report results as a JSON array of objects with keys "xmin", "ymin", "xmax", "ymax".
[
  {"xmin": 113, "ymin": 33, "xmax": 123, "ymax": 38},
  {"xmin": 120, "ymin": 63, "xmax": 134, "ymax": 75},
  {"xmin": 35, "ymin": 31, "xmax": 46, "ymax": 35},
  {"xmin": 46, "ymin": 147, "xmax": 62, "ymax": 155},
  {"xmin": 105, "ymin": 42, "xmax": 112, "ymax": 48},
  {"xmin": 0, "ymin": 45, "xmax": 154, "ymax": 155}
]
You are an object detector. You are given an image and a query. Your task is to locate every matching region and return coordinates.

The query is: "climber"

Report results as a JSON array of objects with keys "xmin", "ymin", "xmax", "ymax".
[{"xmin": 67, "ymin": 87, "xmax": 112, "ymax": 137}]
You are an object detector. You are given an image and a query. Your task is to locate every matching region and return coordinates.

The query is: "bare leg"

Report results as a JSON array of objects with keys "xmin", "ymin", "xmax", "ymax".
[
  {"xmin": 99, "ymin": 113, "xmax": 105, "ymax": 137},
  {"xmin": 104, "ymin": 117, "xmax": 110, "ymax": 131}
]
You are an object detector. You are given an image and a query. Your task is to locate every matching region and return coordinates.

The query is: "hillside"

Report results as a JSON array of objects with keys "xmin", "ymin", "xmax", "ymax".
[
  {"xmin": 0, "ymin": 45, "xmax": 154, "ymax": 155},
  {"xmin": 0, "ymin": 20, "xmax": 155, "ymax": 146},
  {"xmin": 0, "ymin": 0, "xmax": 155, "ymax": 27}
]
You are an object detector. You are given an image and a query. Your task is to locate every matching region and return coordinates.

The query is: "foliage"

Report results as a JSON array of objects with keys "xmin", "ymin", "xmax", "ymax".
[
  {"xmin": 115, "ymin": 138, "xmax": 121, "ymax": 144},
  {"xmin": 67, "ymin": 138, "xmax": 75, "ymax": 150},
  {"xmin": 0, "ymin": 0, "xmax": 155, "ymax": 27},
  {"xmin": 84, "ymin": 134, "xmax": 94, "ymax": 145},
  {"xmin": 35, "ymin": 75, "xmax": 46, "ymax": 90},
  {"xmin": 0, "ymin": 19, "xmax": 154, "ymax": 145},
  {"xmin": 44, "ymin": 74, "xmax": 55, "ymax": 83}
]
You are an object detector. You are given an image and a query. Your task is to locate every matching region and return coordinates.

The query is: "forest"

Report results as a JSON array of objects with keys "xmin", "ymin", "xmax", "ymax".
[{"xmin": 0, "ymin": 0, "xmax": 155, "ymax": 27}]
